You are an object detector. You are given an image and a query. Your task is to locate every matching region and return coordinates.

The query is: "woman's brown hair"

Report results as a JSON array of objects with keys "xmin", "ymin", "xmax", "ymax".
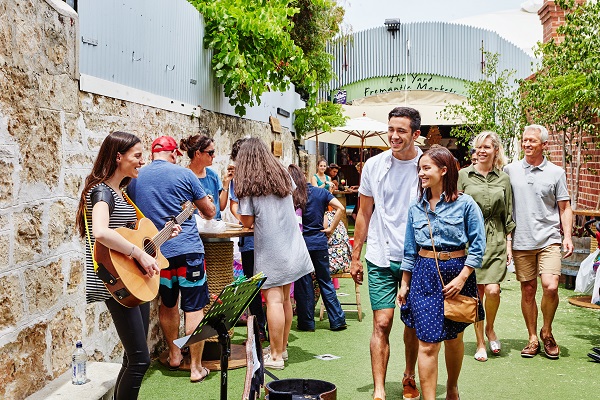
[
  {"xmin": 288, "ymin": 164, "xmax": 308, "ymax": 211},
  {"xmin": 180, "ymin": 134, "xmax": 214, "ymax": 159},
  {"xmin": 418, "ymin": 144, "xmax": 459, "ymax": 203},
  {"xmin": 234, "ymin": 138, "xmax": 292, "ymax": 199},
  {"xmin": 76, "ymin": 131, "xmax": 141, "ymax": 238}
]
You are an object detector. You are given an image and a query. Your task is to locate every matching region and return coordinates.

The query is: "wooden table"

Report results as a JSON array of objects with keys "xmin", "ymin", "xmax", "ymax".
[
  {"xmin": 333, "ymin": 189, "xmax": 355, "ymax": 227},
  {"xmin": 573, "ymin": 209, "xmax": 600, "ymax": 218}
]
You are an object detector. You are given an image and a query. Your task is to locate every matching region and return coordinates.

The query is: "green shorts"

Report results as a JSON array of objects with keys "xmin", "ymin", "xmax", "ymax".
[{"xmin": 367, "ymin": 259, "xmax": 403, "ymax": 311}]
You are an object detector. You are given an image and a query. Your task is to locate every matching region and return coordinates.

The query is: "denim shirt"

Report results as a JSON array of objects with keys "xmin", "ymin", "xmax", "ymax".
[{"xmin": 401, "ymin": 192, "xmax": 486, "ymax": 272}]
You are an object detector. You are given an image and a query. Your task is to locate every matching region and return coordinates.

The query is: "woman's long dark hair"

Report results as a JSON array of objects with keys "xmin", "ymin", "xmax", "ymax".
[
  {"xmin": 76, "ymin": 131, "xmax": 140, "ymax": 237},
  {"xmin": 418, "ymin": 144, "xmax": 459, "ymax": 203},
  {"xmin": 234, "ymin": 138, "xmax": 292, "ymax": 199},
  {"xmin": 180, "ymin": 134, "xmax": 213, "ymax": 159},
  {"xmin": 288, "ymin": 164, "xmax": 308, "ymax": 211}
]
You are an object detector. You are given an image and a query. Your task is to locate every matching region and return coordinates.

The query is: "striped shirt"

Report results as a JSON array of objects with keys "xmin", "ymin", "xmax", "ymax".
[{"xmin": 84, "ymin": 183, "xmax": 137, "ymax": 304}]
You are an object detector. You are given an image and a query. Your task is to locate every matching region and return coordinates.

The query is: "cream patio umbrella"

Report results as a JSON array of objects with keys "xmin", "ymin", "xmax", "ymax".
[{"xmin": 305, "ymin": 116, "xmax": 391, "ymax": 167}]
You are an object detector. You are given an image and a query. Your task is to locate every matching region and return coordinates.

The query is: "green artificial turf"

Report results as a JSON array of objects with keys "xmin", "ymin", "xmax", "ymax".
[{"xmin": 139, "ymin": 275, "xmax": 600, "ymax": 399}]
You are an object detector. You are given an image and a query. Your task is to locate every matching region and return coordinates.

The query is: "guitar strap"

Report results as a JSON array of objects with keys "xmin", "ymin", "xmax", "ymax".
[{"xmin": 82, "ymin": 188, "xmax": 145, "ymax": 272}]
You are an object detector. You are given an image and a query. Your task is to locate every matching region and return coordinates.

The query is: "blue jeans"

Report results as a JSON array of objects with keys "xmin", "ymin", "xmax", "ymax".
[{"xmin": 295, "ymin": 249, "xmax": 346, "ymax": 330}]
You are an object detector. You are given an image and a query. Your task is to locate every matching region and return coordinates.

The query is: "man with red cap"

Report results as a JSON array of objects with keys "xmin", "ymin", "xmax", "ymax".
[{"xmin": 128, "ymin": 135, "xmax": 216, "ymax": 383}]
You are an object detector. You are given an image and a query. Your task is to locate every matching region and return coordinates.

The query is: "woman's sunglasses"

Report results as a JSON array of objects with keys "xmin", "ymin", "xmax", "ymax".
[{"xmin": 202, "ymin": 150, "xmax": 216, "ymax": 156}]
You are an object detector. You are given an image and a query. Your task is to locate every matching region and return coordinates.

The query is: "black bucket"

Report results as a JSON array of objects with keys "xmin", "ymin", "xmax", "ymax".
[{"xmin": 265, "ymin": 378, "xmax": 337, "ymax": 400}]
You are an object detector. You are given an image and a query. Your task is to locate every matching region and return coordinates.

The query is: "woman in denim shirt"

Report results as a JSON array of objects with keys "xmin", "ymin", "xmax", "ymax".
[{"xmin": 398, "ymin": 145, "xmax": 485, "ymax": 400}]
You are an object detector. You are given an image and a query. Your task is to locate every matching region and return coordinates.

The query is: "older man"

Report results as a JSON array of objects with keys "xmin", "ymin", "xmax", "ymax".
[
  {"xmin": 351, "ymin": 107, "xmax": 422, "ymax": 400},
  {"xmin": 504, "ymin": 124, "xmax": 573, "ymax": 359}
]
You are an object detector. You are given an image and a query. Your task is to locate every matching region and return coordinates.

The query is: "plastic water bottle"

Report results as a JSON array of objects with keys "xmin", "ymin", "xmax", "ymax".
[{"xmin": 71, "ymin": 340, "xmax": 87, "ymax": 385}]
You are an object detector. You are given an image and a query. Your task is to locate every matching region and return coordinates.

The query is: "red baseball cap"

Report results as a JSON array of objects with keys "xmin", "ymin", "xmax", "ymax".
[{"xmin": 151, "ymin": 136, "xmax": 182, "ymax": 156}]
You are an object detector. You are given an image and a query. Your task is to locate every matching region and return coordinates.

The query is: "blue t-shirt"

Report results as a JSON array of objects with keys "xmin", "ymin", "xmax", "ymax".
[
  {"xmin": 302, "ymin": 183, "xmax": 334, "ymax": 251},
  {"xmin": 199, "ymin": 167, "xmax": 223, "ymax": 220},
  {"xmin": 229, "ymin": 180, "xmax": 254, "ymax": 252},
  {"xmin": 128, "ymin": 160, "xmax": 207, "ymax": 258}
]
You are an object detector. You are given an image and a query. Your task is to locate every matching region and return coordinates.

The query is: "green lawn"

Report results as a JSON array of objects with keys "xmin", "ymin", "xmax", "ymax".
[{"xmin": 139, "ymin": 275, "xmax": 600, "ymax": 399}]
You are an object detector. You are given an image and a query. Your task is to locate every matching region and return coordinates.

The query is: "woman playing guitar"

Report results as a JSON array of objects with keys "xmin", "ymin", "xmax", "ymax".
[{"xmin": 75, "ymin": 131, "xmax": 180, "ymax": 400}]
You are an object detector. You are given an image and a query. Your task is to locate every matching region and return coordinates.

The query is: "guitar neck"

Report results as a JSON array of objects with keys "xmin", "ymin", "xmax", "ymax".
[{"xmin": 151, "ymin": 204, "xmax": 194, "ymax": 249}]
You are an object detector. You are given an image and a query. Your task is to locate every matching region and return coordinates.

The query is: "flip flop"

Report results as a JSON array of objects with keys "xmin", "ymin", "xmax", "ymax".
[
  {"xmin": 474, "ymin": 348, "xmax": 488, "ymax": 362},
  {"xmin": 190, "ymin": 367, "xmax": 210, "ymax": 383},
  {"xmin": 166, "ymin": 356, "xmax": 183, "ymax": 371},
  {"xmin": 489, "ymin": 340, "xmax": 501, "ymax": 355}
]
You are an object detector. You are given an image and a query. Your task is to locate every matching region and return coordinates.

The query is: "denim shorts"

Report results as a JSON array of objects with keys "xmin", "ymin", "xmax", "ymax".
[{"xmin": 366, "ymin": 259, "xmax": 403, "ymax": 310}]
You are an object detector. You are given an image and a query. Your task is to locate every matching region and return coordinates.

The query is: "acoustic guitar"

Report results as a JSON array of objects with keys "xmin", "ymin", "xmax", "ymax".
[{"xmin": 94, "ymin": 201, "xmax": 194, "ymax": 307}]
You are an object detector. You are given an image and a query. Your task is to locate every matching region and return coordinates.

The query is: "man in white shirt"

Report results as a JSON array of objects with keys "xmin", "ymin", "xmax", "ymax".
[{"xmin": 351, "ymin": 107, "xmax": 422, "ymax": 400}]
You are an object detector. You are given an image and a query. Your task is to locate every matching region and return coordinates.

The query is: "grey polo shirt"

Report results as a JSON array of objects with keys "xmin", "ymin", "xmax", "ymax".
[{"xmin": 504, "ymin": 158, "xmax": 570, "ymax": 251}]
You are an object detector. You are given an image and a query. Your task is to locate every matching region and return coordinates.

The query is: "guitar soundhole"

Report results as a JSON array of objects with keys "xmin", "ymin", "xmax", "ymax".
[{"xmin": 143, "ymin": 239, "xmax": 157, "ymax": 258}]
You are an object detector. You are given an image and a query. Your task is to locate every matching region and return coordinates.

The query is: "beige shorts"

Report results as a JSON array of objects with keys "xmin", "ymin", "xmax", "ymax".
[{"xmin": 512, "ymin": 244, "xmax": 562, "ymax": 282}]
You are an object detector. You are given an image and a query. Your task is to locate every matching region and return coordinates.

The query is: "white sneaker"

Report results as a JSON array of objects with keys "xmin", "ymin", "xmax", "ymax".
[
  {"xmin": 263, "ymin": 353, "xmax": 285, "ymax": 370},
  {"xmin": 262, "ymin": 345, "xmax": 288, "ymax": 361}
]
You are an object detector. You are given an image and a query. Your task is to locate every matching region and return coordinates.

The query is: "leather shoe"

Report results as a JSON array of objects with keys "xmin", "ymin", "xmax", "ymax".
[
  {"xmin": 540, "ymin": 329, "xmax": 559, "ymax": 359},
  {"xmin": 520, "ymin": 340, "xmax": 540, "ymax": 358},
  {"xmin": 589, "ymin": 352, "xmax": 600, "ymax": 362}
]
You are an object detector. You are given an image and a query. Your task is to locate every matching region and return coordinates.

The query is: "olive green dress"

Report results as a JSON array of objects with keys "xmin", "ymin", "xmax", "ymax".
[{"xmin": 458, "ymin": 166, "xmax": 515, "ymax": 284}]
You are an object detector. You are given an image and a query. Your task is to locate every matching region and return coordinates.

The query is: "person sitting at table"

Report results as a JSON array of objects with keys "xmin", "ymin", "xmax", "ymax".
[
  {"xmin": 288, "ymin": 164, "xmax": 347, "ymax": 332},
  {"xmin": 180, "ymin": 134, "xmax": 230, "ymax": 220},
  {"xmin": 128, "ymin": 135, "xmax": 216, "ymax": 383},
  {"xmin": 311, "ymin": 158, "xmax": 334, "ymax": 192},
  {"xmin": 326, "ymin": 163, "xmax": 340, "ymax": 191},
  {"xmin": 235, "ymin": 138, "xmax": 314, "ymax": 370}
]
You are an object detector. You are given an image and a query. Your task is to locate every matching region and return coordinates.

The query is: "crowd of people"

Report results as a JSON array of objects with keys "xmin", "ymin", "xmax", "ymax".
[{"xmin": 76, "ymin": 106, "xmax": 573, "ymax": 400}]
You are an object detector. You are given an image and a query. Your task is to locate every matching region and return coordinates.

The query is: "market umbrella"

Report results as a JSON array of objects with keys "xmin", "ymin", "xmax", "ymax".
[{"xmin": 305, "ymin": 116, "xmax": 390, "ymax": 167}]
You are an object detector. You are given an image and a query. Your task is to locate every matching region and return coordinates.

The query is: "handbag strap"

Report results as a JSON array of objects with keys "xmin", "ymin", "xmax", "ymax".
[{"xmin": 423, "ymin": 203, "xmax": 447, "ymax": 287}]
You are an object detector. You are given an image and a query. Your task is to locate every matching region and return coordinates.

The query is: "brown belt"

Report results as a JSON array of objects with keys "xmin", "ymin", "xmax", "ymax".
[{"xmin": 418, "ymin": 249, "xmax": 466, "ymax": 261}]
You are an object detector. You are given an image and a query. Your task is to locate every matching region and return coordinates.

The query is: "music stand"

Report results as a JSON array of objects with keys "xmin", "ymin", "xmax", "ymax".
[{"xmin": 174, "ymin": 274, "xmax": 267, "ymax": 400}]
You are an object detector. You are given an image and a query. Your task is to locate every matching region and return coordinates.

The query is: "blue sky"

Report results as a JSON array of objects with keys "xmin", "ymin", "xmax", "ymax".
[{"xmin": 342, "ymin": 0, "xmax": 529, "ymax": 32}]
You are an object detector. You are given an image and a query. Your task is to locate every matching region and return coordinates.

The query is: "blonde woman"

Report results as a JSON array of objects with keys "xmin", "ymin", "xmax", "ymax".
[{"xmin": 458, "ymin": 131, "xmax": 515, "ymax": 362}]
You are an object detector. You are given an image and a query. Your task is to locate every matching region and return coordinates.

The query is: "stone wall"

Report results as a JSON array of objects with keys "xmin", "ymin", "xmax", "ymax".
[{"xmin": 0, "ymin": 1, "xmax": 297, "ymax": 398}]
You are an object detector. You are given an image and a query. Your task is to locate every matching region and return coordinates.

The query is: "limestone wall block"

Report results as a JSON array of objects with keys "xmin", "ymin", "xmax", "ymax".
[
  {"xmin": 48, "ymin": 200, "xmax": 75, "ymax": 250},
  {"xmin": 98, "ymin": 309, "xmax": 112, "ymax": 331},
  {"xmin": 64, "ymin": 112, "xmax": 81, "ymax": 143},
  {"xmin": 0, "ymin": 323, "xmax": 51, "ymax": 400},
  {"xmin": 38, "ymin": 74, "xmax": 78, "ymax": 113},
  {"xmin": 9, "ymin": 2, "xmax": 43, "ymax": 69},
  {"xmin": 64, "ymin": 173, "xmax": 83, "ymax": 198},
  {"xmin": 110, "ymin": 341, "xmax": 124, "ymax": 361},
  {"xmin": 48, "ymin": 306, "xmax": 82, "ymax": 377},
  {"xmin": 18, "ymin": 108, "xmax": 61, "ymax": 186},
  {"xmin": 0, "ymin": 233, "xmax": 9, "ymax": 272},
  {"xmin": 85, "ymin": 305, "xmax": 95, "ymax": 335},
  {"xmin": 67, "ymin": 259, "xmax": 83, "ymax": 293},
  {"xmin": 14, "ymin": 206, "xmax": 43, "ymax": 264},
  {"xmin": 91, "ymin": 349, "xmax": 105, "ymax": 362},
  {"xmin": 0, "ymin": 159, "xmax": 14, "ymax": 203},
  {"xmin": 0, "ymin": 274, "xmax": 24, "ymax": 330},
  {"xmin": 24, "ymin": 260, "xmax": 63, "ymax": 314}
]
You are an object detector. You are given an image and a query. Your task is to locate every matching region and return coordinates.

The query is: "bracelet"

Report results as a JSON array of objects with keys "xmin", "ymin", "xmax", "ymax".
[{"xmin": 127, "ymin": 245, "xmax": 135, "ymax": 257}]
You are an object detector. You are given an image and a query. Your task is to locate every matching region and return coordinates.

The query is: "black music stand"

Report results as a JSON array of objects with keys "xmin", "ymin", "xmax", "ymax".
[{"xmin": 174, "ymin": 274, "xmax": 267, "ymax": 400}]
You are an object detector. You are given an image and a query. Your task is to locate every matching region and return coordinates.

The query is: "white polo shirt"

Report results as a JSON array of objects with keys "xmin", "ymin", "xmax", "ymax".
[
  {"xmin": 359, "ymin": 147, "xmax": 422, "ymax": 268},
  {"xmin": 504, "ymin": 157, "xmax": 570, "ymax": 250}
]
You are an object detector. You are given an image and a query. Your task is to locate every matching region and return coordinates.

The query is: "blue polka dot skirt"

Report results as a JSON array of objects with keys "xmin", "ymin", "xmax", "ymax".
[{"xmin": 401, "ymin": 254, "xmax": 484, "ymax": 343}]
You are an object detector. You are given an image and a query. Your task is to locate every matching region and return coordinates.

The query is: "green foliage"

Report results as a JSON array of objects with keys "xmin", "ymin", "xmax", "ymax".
[
  {"xmin": 440, "ymin": 51, "xmax": 523, "ymax": 154},
  {"xmin": 289, "ymin": 0, "xmax": 344, "ymax": 98},
  {"xmin": 189, "ymin": 0, "xmax": 343, "ymax": 117},
  {"xmin": 293, "ymin": 100, "xmax": 347, "ymax": 137},
  {"xmin": 520, "ymin": 0, "xmax": 600, "ymax": 203}
]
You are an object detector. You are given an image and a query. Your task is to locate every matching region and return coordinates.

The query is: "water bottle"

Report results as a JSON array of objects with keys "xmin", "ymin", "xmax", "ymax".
[{"xmin": 71, "ymin": 340, "xmax": 87, "ymax": 385}]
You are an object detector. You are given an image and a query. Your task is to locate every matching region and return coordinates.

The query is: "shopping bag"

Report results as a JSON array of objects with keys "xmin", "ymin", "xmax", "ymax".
[
  {"xmin": 575, "ymin": 249, "xmax": 599, "ymax": 294},
  {"xmin": 592, "ymin": 264, "xmax": 600, "ymax": 305}
]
